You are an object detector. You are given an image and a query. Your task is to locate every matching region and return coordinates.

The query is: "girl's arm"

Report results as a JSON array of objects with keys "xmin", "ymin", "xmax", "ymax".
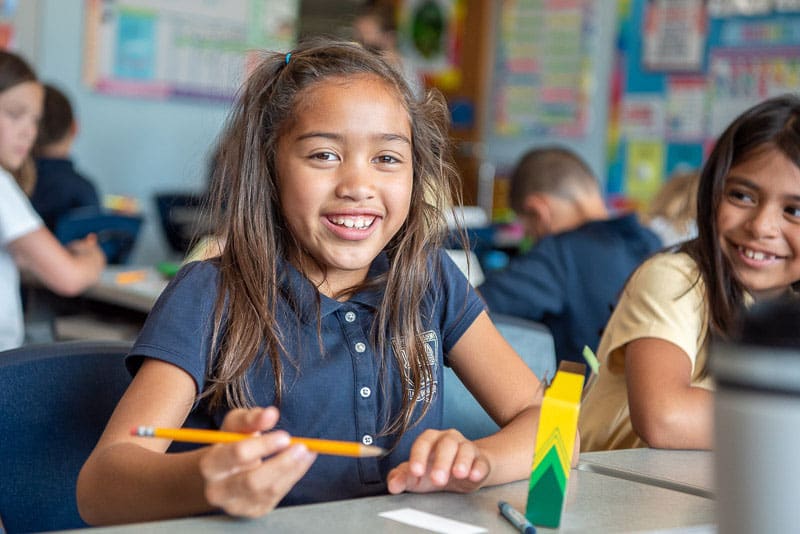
[
  {"xmin": 387, "ymin": 310, "xmax": 546, "ymax": 493},
  {"xmin": 77, "ymin": 358, "xmax": 316, "ymax": 525},
  {"xmin": 8, "ymin": 227, "xmax": 105, "ymax": 296},
  {"xmin": 625, "ymin": 337, "xmax": 713, "ymax": 449}
]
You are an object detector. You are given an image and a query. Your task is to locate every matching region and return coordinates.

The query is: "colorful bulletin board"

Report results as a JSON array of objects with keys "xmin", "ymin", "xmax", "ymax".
[
  {"xmin": 399, "ymin": 0, "xmax": 466, "ymax": 92},
  {"xmin": 82, "ymin": 0, "xmax": 298, "ymax": 101},
  {"xmin": 492, "ymin": 0, "xmax": 598, "ymax": 138},
  {"xmin": 606, "ymin": 0, "xmax": 800, "ymax": 209}
]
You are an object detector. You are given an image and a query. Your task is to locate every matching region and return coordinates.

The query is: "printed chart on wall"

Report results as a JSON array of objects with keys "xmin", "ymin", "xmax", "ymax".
[
  {"xmin": 492, "ymin": 0, "xmax": 598, "ymax": 138},
  {"xmin": 83, "ymin": 0, "xmax": 298, "ymax": 101},
  {"xmin": 606, "ymin": 0, "xmax": 800, "ymax": 209}
]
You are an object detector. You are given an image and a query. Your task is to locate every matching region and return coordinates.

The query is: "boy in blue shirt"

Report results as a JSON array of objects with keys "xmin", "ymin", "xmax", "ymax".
[
  {"xmin": 478, "ymin": 147, "xmax": 661, "ymax": 370},
  {"xmin": 31, "ymin": 84, "xmax": 100, "ymax": 232}
]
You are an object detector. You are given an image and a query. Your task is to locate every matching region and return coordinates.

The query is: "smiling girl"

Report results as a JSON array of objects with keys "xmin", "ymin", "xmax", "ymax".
[
  {"xmin": 0, "ymin": 50, "xmax": 104, "ymax": 350},
  {"xmin": 78, "ymin": 39, "xmax": 546, "ymax": 525},
  {"xmin": 580, "ymin": 94, "xmax": 800, "ymax": 451}
]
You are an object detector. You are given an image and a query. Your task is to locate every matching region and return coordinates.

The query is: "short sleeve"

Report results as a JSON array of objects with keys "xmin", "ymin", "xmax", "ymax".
[
  {"xmin": 126, "ymin": 261, "xmax": 222, "ymax": 393},
  {"xmin": 0, "ymin": 170, "xmax": 42, "ymax": 245},
  {"xmin": 436, "ymin": 250, "xmax": 486, "ymax": 353},
  {"xmin": 599, "ymin": 252, "xmax": 708, "ymax": 372}
]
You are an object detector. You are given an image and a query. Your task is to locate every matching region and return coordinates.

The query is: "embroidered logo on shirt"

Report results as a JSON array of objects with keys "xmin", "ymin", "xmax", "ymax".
[{"xmin": 392, "ymin": 331, "xmax": 439, "ymax": 402}]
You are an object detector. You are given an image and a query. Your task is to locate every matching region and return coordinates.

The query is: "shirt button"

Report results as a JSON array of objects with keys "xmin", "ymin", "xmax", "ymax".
[
  {"xmin": 344, "ymin": 311, "xmax": 356, "ymax": 322},
  {"xmin": 360, "ymin": 386, "xmax": 372, "ymax": 398},
  {"xmin": 354, "ymin": 342, "xmax": 366, "ymax": 353},
  {"xmin": 362, "ymin": 434, "xmax": 373, "ymax": 445}
]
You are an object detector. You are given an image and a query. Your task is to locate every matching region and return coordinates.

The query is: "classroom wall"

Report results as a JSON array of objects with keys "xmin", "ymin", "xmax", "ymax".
[
  {"xmin": 483, "ymin": 1, "xmax": 617, "ymax": 185},
  {"xmin": 32, "ymin": 0, "xmax": 231, "ymax": 264},
  {"xmin": 24, "ymin": 1, "xmax": 618, "ymax": 263}
]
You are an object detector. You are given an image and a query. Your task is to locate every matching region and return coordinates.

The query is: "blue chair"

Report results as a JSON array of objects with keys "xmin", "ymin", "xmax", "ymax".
[
  {"xmin": 55, "ymin": 209, "xmax": 143, "ymax": 264},
  {"xmin": 0, "ymin": 340, "xmax": 132, "ymax": 532},
  {"xmin": 154, "ymin": 192, "xmax": 207, "ymax": 255},
  {"xmin": 442, "ymin": 314, "xmax": 556, "ymax": 440}
]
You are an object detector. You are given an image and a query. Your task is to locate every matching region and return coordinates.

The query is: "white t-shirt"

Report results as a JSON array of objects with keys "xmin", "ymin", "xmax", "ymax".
[{"xmin": 0, "ymin": 168, "xmax": 43, "ymax": 350}]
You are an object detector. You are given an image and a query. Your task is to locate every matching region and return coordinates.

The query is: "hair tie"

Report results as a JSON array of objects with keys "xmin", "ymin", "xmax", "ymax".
[{"xmin": 285, "ymin": 52, "xmax": 291, "ymax": 65}]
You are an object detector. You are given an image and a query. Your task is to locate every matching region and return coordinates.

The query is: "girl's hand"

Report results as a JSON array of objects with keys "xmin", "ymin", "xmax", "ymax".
[
  {"xmin": 386, "ymin": 429, "xmax": 490, "ymax": 494},
  {"xmin": 66, "ymin": 233, "xmax": 99, "ymax": 254},
  {"xmin": 66, "ymin": 233, "xmax": 105, "ymax": 270},
  {"xmin": 198, "ymin": 407, "xmax": 317, "ymax": 518}
]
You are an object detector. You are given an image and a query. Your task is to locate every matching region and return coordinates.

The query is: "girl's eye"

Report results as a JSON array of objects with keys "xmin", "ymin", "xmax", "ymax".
[
  {"xmin": 374, "ymin": 154, "xmax": 400, "ymax": 164},
  {"xmin": 310, "ymin": 151, "xmax": 338, "ymax": 162},
  {"xmin": 726, "ymin": 188, "xmax": 755, "ymax": 205},
  {"xmin": 2, "ymin": 108, "xmax": 22, "ymax": 120},
  {"xmin": 785, "ymin": 206, "xmax": 800, "ymax": 219}
]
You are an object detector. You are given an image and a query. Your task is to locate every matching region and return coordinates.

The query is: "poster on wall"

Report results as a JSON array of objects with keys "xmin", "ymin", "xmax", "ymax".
[
  {"xmin": 642, "ymin": 0, "xmax": 706, "ymax": 71},
  {"xmin": 83, "ymin": 0, "xmax": 298, "ymax": 101},
  {"xmin": 606, "ymin": 0, "xmax": 800, "ymax": 208},
  {"xmin": 398, "ymin": 0, "xmax": 464, "ymax": 92},
  {"xmin": 492, "ymin": 0, "xmax": 597, "ymax": 138}
]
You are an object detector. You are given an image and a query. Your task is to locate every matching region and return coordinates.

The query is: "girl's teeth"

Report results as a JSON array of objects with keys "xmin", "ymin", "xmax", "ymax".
[
  {"xmin": 332, "ymin": 216, "xmax": 374, "ymax": 229},
  {"xmin": 742, "ymin": 247, "xmax": 770, "ymax": 261}
]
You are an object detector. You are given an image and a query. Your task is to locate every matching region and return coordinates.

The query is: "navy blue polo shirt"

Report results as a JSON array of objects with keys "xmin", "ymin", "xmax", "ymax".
[
  {"xmin": 479, "ymin": 214, "xmax": 661, "ymax": 369},
  {"xmin": 127, "ymin": 249, "xmax": 484, "ymax": 506}
]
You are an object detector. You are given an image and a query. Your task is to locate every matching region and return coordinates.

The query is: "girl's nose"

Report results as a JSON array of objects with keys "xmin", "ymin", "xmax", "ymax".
[
  {"xmin": 335, "ymin": 161, "xmax": 375, "ymax": 200},
  {"xmin": 746, "ymin": 205, "xmax": 780, "ymax": 239}
]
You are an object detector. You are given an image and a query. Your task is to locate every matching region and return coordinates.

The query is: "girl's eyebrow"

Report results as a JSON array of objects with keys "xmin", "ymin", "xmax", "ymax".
[
  {"xmin": 296, "ymin": 131, "xmax": 411, "ymax": 145},
  {"xmin": 727, "ymin": 175, "xmax": 800, "ymax": 202},
  {"xmin": 725, "ymin": 175, "xmax": 758, "ymax": 188}
]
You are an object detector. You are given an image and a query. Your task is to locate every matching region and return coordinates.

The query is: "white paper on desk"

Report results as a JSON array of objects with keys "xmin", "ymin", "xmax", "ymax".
[{"xmin": 379, "ymin": 508, "xmax": 487, "ymax": 533}]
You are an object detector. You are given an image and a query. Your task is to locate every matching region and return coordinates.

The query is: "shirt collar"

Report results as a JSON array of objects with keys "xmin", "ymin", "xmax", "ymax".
[{"xmin": 278, "ymin": 253, "xmax": 389, "ymax": 324}]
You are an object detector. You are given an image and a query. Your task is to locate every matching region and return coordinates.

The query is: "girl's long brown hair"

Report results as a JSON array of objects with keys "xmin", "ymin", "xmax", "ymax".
[
  {"xmin": 0, "ymin": 51, "xmax": 38, "ymax": 193},
  {"xmin": 203, "ymin": 39, "xmax": 461, "ymax": 437},
  {"xmin": 682, "ymin": 94, "xmax": 800, "ymax": 374}
]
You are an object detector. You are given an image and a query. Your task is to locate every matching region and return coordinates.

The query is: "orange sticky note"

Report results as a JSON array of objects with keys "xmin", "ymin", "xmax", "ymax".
[{"xmin": 115, "ymin": 270, "xmax": 147, "ymax": 284}]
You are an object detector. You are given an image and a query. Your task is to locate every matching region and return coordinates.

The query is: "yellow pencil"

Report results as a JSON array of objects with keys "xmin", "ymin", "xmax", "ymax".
[{"xmin": 130, "ymin": 426, "xmax": 386, "ymax": 458}]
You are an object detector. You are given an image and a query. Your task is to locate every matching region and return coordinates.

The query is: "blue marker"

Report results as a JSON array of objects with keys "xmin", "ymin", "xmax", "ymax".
[{"xmin": 498, "ymin": 500, "xmax": 536, "ymax": 534}]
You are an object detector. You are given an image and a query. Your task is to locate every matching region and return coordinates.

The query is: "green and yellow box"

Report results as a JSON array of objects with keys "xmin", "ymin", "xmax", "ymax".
[{"xmin": 526, "ymin": 361, "xmax": 585, "ymax": 528}]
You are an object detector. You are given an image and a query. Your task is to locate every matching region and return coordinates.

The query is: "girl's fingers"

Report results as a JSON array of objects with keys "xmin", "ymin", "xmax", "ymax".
[
  {"xmin": 406, "ymin": 430, "xmax": 437, "ymax": 477},
  {"xmin": 427, "ymin": 434, "xmax": 461, "ymax": 486},
  {"xmin": 386, "ymin": 463, "xmax": 421, "ymax": 494},
  {"xmin": 449, "ymin": 441, "xmax": 478, "ymax": 480},
  {"xmin": 199, "ymin": 430, "xmax": 291, "ymax": 482},
  {"xmin": 220, "ymin": 406, "xmax": 280, "ymax": 434},
  {"xmin": 394, "ymin": 429, "xmax": 490, "ymax": 494},
  {"xmin": 467, "ymin": 455, "xmax": 490, "ymax": 484},
  {"xmin": 200, "ymin": 406, "xmax": 318, "ymax": 517},
  {"xmin": 205, "ymin": 445, "xmax": 317, "ymax": 517}
]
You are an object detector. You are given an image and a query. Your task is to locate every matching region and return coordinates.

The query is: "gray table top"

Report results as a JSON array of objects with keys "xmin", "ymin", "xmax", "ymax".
[
  {"xmin": 83, "ymin": 266, "xmax": 168, "ymax": 313},
  {"xmin": 578, "ymin": 449, "xmax": 714, "ymax": 498},
  {"xmin": 61, "ymin": 468, "xmax": 715, "ymax": 533}
]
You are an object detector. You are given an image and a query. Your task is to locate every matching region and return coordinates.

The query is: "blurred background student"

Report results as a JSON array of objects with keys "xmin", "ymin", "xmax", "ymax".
[
  {"xmin": 351, "ymin": 0, "xmax": 423, "ymax": 98},
  {"xmin": 0, "ymin": 51, "xmax": 105, "ymax": 351},
  {"xmin": 478, "ymin": 146, "xmax": 661, "ymax": 369},
  {"xmin": 30, "ymin": 83, "xmax": 100, "ymax": 233},
  {"xmin": 643, "ymin": 170, "xmax": 700, "ymax": 248}
]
